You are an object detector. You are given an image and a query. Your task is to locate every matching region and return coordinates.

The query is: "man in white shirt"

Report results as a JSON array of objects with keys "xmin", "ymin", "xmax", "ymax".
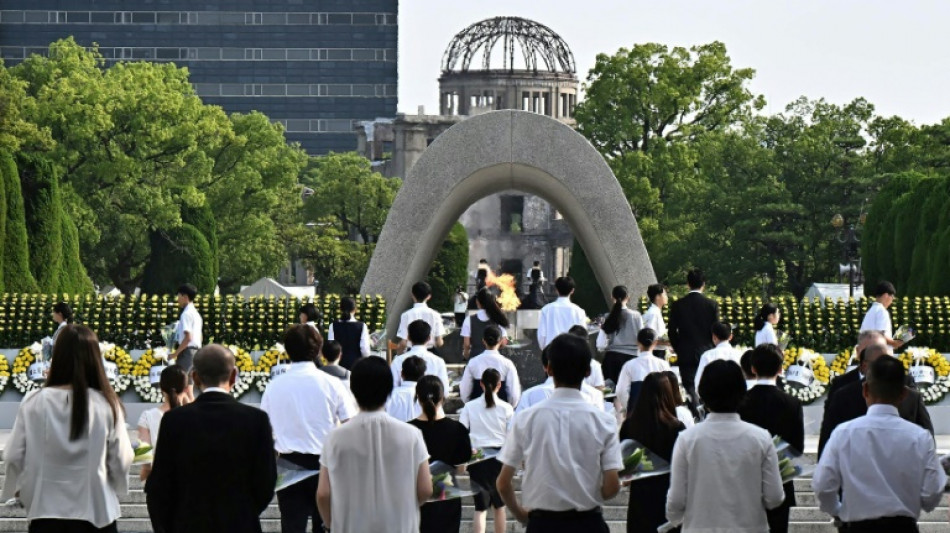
[
  {"xmin": 860, "ymin": 281, "xmax": 904, "ymax": 350},
  {"xmin": 667, "ymin": 360, "xmax": 784, "ymax": 531},
  {"xmin": 260, "ymin": 325, "xmax": 357, "ymax": 533},
  {"xmin": 385, "ymin": 356, "xmax": 425, "ymax": 422},
  {"xmin": 694, "ymin": 322, "xmax": 740, "ymax": 399},
  {"xmin": 396, "ymin": 281, "xmax": 445, "ymax": 352},
  {"xmin": 813, "ymin": 356, "xmax": 945, "ymax": 532},
  {"xmin": 390, "ymin": 320, "xmax": 450, "ymax": 391},
  {"xmin": 616, "ymin": 328, "xmax": 670, "ymax": 412},
  {"xmin": 536, "ymin": 276, "xmax": 589, "ymax": 350},
  {"xmin": 460, "ymin": 326, "xmax": 521, "ymax": 406},
  {"xmin": 318, "ymin": 357, "xmax": 432, "ymax": 533},
  {"xmin": 497, "ymin": 334, "xmax": 622, "ymax": 532},
  {"xmin": 642, "ymin": 283, "xmax": 669, "ymax": 342},
  {"xmin": 516, "ymin": 346, "xmax": 607, "ymax": 413},
  {"xmin": 172, "ymin": 283, "xmax": 203, "ymax": 396}
]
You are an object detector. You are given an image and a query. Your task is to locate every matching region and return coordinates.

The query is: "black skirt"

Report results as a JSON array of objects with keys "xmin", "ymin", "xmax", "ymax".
[
  {"xmin": 468, "ymin": 456, "xmax": 505, "ymax": 511},
  {"xmin": 420, "ymin": 499, "xmax": 462, "ymax": 533}
]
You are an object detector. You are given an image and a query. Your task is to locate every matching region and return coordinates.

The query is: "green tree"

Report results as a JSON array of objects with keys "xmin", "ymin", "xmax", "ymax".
[
  {"xmin": 59, "ymin": 214, "xmax": 94, "ymax": 293},
  {"xmin": 427, "ymin": 222, "xmax": 469, "ymax": 311},
  {"xmin": 141, "ymin": 225, "xmax": 216, "ymax": 295},
  {"xmin": 568, "ymin": 239, "xmax": 608, "ymax": 315},
  {"xmin": 181, "ymin": 202, "xmax": 219, "ymax": 285},
  {"xmin": 0, "ymin": 151, "xmax": 38, "ymax": 292},
  {"xmin": 17, "ymin": 153, "xmax": 64, "ymax": 291},
  {"xmin": 861, "ymin": 172, "xmax": 923, "ymax": 292}
]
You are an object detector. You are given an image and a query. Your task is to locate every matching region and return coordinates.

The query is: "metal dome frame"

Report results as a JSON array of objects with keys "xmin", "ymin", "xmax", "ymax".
[{"xmin": 441, "ymin": 16, "xmax": 576, "ymax": 74}]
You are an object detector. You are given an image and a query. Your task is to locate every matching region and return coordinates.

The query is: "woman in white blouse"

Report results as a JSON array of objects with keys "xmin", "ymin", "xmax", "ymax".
[
  {"xmin": 3, "ymin": 325, "xmax": 132, "ymax": 533},
  {"xmin": 459, "ymin": 368, "xmax": 513, "ymax": 533},
  {"xmin": 137, "ymin": 365, "xmax": 189, "ymax": 480},
  {"xmin": 50, "ymin": 302, "xmax": 73, "ymax": 346},
  {"xmin": 754, "ymin": 303, "xmax": 781, "ymax": 347}
]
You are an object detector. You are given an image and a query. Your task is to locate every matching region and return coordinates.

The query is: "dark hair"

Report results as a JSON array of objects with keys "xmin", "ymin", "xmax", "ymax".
[
  {"xmin": 754, "ymin": 303, "xmax": 779, "ymax": 331},
  {"xmin": 547, "ymin": 334, "xmax": 591, "ymax": 387},
  {"xmin": 339, "ymin": 297, "xmax": 356, "ymax": 320},
  {"xmin": 193, "ymin": 344, "xmax": 236, "ymax": 388},
  {"xmin": 751, "ymin": 344, "xmax": 783, "ymax": 378},
  {"xmin": 627, "ymin": 372, "xmax": 680, "ymax": 428},
  {"xmin": 322, "ymin": 340, "xmax": 342, "ymax": 362},
  {"xmin": 400, "ymin": 355, "xmax": 427, "ymax": 382},
  {"xmin": 711, "ymin": 322, "xmax": 732, "ymax": 342},
  {"xmin": 416, "ymin": 375, "xmax": 444, "ymax": 420},
  {"xmin": 533, "ymin": 260, "xmax": 540, "ymax": 267},
  {"xmin": 874, "ymin": 281, "xmax": 896, "ymax": 297},
  {"xmin": 408, "ymin": 319, "xmax": 432, "ymax": 345},
  {"xmin": 637, "ymin": 327, "xmax": 657, "ymax": 350},
  {"xmin": 540, "ymin": 346, "xmax": 550, "ymax": 368},
  {"xmin": 411, "ymin": 281, "xmax": 432, "ymax": 301},
  {"xmin": 698, "ymin": 360, "xmax": 746, "ymax": 413},
  {"xmin": 351, "ymin": 357, "xmax": 393, "ymax": 410},
  {"xmin": 283, "ymin": 324, "xmax": 323, "ymax": 362},
  {"xmin": 568, "ymin": 325, "xmax": 589, "ymax": 338},
  {"xmin": 481, "ymin": 368, "xmax": 501, "ymax": 408},
  {"xmin": 475, "ymin": 288, "xmax": 510, "ymax": 328},
  {"xmin": 177, "ymin": 284, "xmax": 198, "ymax": 301},
  {"xmin": 554, "ymin": 276, "xmax": 575, "ymax": 296},
  {"xmin": 479, "ymin": 258, "xmax": 488, "ymax": 264},
  {"xmin": 46, "ymin": 325, "xmax": 121, "ymax": 441},
  {"xmin": 686, "ymin": 268, "xmax": 706, "ymax": 290},
  {"xmin": 482, "ymin": 324, "xmax": 502, "ymax": 347},
  {"xmin": 647, "ymin": 284, "xmax": 666, "ymax": 304},
  {"xmin": 867, "ymin": 356, "xmax": 907, "ymax": 403},
  {"xmin": 601, "ymin": 285, "xmax": 629, "ymax": 334},
  {"xmin": 53, "ymin": 302, "xmax": 74, "ymax": 323},
  {"xmin": 740, "ymin": 349, "xmax": 755, "ymax": 379},
  {"xmin": 160, "ymin": 365, "xmax": 188, "ymax": 409},
  {"xmin": 298, "ymin": 303, "xmax": 319, "ymax": 323},
  {"xmin": 662, "ymin": 371, "xmax": 686, "ymax": 406}
]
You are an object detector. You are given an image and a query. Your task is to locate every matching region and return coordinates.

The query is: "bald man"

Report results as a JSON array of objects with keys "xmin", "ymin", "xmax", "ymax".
[
  {"xmin": 146, "ymin": 345, "xmax": 277, "ymax": 533},
  {"xmin": 818, "ymin": 344, "xmax": 933, "ymax": 458}
]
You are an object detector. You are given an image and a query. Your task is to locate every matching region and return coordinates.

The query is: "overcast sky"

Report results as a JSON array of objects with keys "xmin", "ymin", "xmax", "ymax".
[{"xmin": 398, "ymin": 0, "xmax": 950, "ymax": 125}]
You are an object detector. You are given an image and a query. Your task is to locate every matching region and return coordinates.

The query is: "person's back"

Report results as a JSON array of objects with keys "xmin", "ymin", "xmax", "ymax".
[
  {"xmin": 667, "ymin": 269, "xmax": 719, "ymax": 399},
  {"xmin": 536, "ymin": 277, "xmax": 589, "ymax": 349}
]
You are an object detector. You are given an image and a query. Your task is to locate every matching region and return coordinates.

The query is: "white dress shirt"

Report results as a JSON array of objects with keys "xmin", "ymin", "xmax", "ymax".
[
  {"xmin": 137, "ymin": 407, "xmax": 164, "ymax": 455},
  {"xmin": 755, "ymin": 322, "xmax": 779, "ymax": 347},
  {"xmin": 586, "ymin": 359, "xmax": 605, "ymax": 388},
  {"xmin": 642, "ymin": 303, "xmax": 667, "ymax": 337},
  {"xmin": 460, "ymin": 310, "xmax": 508, "ymax": 339},
  {"xmin": 385, "ymin": 382, "xmax": 422, "ymax": 422},
  {"xmin": 675, "ymin": 406, "xmax": 695, "ymax": 428},
  {"xmin": 515, "ymin": 377, "xmax": 606, "ymax": 413},
  {"xmin": 812, "ymin": 404, "xmax": 946, "ymax": 522},
  {"xmin": 261, "ymin": 361, "xmax": 357, "ymax": 455},
  {"xmin": 499, "ymin": 388, "xmax": 623, "ymax": 512},
  {"xmin": 859, "ymin": 302, "xmax": 893, "ymax": 338},
  {"xmin": 320, "ymin": 410, "xmax": 429, "ymax": 533},
  {"xmin": 2, "ymin": 388, "xmax": 133, "ymax": 528},
  {"xmin": 667, "ymin": 413, "xmax": 785, "ymax": 532},
  {"xmin": 536, "ymin": 297, "xmax": 589, "ymax": 349},
  {"xmin": 396, "ymin": 302, "xmax": 445, "ymax": 347},
  {"xmin": 327, "ymin": 317, "xmax": 371, "ymax": 357},
  {"xmin": 460, "ymin": 349, "xmax": 521, "ymax": 407},
  {"xmin": 694, "ymin": 341, "xmax": 742, "ymax": 397},
  {"xmin": 454, "ymin": 292, "xmax": 469, "ymax": 314},
  {"xmin": 616, "ymin": 351, "xmax": 672, "ymax": 410},
  {"xmin": 176, "ymin": 302, "xmax": 203, "ymax": 347},
  {"xmin": 458, "ymin": 395, "xmax": 513, "ymax": 449},
  {"xmin": 390, "ymin": 345, "xmax": 450, "ymax": 392}
]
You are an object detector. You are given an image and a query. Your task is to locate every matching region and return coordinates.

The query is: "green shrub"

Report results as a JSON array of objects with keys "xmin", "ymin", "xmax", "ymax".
[
  {"xmin": 427, "ymin": 222, "xmax": 469, "ymax": 311},
  {"xmin": 568, "ymin": 239, "xmax": 608, "ymax": 315},
  {"xmin": 0, "ymin": 152, "xmax": 37, "ymax": 292},
  {"xmin": 141, "ymin": 224, "xmax": 216, "ymax": 295}
]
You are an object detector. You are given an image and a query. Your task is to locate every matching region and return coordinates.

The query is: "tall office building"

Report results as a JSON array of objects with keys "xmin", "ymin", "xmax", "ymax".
[{"xmin": 0, "ymin": 1, "xmax": 398, "ymax": 154}]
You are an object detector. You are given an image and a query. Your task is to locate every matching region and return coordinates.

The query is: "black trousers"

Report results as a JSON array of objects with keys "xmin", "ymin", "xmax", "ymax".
[
  {"xmin": 839, "ymin": 516, "xmax": 918, "ymax": 533},
  {"xmin": 678, "ymin": 364, "xmax": 698, "ymax": 404},
  {"xmin": 602, "ymin": 351, "xmax": 635, "ymax": 386},
  {"xmin": 526, "ymin": 509, "xmax": 608, "ymax": 533},
  {"xmin": 276, "ymin": 453, "xmax": 323, "ymax": 533},
  {"xmin": 29, "ymin": 520, "xmax": 117, "ymax": 533},
  {"xmin": 766, "ymin": 503, "xmax": 790, "ymax": 533}
]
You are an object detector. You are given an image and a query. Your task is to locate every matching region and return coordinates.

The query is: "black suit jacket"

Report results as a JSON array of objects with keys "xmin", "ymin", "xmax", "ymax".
[
  {"xmin": 145, "ymin": 391, "xmax": 277, "ymax": 533},
  {"xmin": 817, "ymin": 379, "xmax": 934, "ymax": 458},
  {"xmin": 739, "ymin": 385, "xmax": 805, "ymax": 507},
  {"xmin": 668, "ymin": 292, "xmax": 719, "ymax": 369}
]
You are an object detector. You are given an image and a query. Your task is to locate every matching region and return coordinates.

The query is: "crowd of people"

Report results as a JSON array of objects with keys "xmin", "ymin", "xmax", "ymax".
[{"xmin": 1, "ymin": 275, "xmax": 948, "ymax": 533}]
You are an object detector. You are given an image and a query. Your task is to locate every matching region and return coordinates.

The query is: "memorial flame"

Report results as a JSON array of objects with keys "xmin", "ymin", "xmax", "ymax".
[{"xmin": 485, "ymin": 270, "xmax": 521, "ymax": 311}]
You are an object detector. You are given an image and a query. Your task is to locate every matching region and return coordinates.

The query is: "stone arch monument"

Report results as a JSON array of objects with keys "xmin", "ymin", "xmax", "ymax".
[{"xmin": 361, "ymin": 110, "xmax": 656, "ymax": 337}]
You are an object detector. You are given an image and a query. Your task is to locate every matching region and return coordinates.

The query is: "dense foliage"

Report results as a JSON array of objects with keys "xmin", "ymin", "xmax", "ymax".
[{"xmin": 427, "ymin": 222, "xmax": 470, "ymax": 311}]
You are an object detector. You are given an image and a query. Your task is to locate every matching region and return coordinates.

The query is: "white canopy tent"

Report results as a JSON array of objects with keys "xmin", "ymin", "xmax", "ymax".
[
  {"xmin": 239, "ymin": 277, "xmax": 315, "ymax": 299},
  {"xmin": 802, "ymin": 283, "xmax": 865, "ymax": 305}
]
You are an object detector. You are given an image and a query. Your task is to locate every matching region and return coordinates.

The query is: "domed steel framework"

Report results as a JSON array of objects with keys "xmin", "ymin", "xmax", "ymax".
[{"xmin": 441, "ymin": 16, "xmax": 576, "ymax": 74}]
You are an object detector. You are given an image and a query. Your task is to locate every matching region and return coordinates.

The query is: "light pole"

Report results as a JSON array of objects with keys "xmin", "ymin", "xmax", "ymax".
[{"xmin": 831, "ymin": 212, "xmax": 865, "ymax": 298}]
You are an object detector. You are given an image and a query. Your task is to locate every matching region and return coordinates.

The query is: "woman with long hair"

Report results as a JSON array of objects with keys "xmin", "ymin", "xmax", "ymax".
[
  {"xmin": 51, "ymin": 302, "xmax": 74, "ymax": 345},
  {"xmin": 663, "ymin": 370, "xmax": 695, "ymax": 429},
  {"xmin": 461, "ymin": 288, "xmax": 509, "ymax": 360},
  {"xmin": 459, "ymin": 369, "xmax": 512, "ymax": 533},
  {"xmin": 2, "ymin": 325, "xmax": 132, "ymax": 533},
  {"xmin": 754, "ymin": 303, "xmax": 780, "ymax": 347},
  {"xmin": 620, "ymin": 372, "xmax": 686, "ymax": 533},
  {"xmin": 409, "ymin": 376, "xmax": 473, "ymax": 533},
  {"xmin": 327, "ymin": 296, "xmax": 371, "ymax": 369},
  {"xmin": 137, "ymin": 365, "xmax": 189, "ymax": 481},
  {"xmin": 597, "ymin": 285, "xmax": 644, "ymax": 386}
]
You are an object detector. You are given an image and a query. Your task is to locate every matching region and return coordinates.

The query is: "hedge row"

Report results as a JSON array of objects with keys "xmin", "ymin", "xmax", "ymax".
[
  {"xmin": 0, "ymin": 293, "xmax": 387, "ymax": 349},
  {"xmin": 637, "ymin": 295, "xmax": 950, "ymax": 353}
]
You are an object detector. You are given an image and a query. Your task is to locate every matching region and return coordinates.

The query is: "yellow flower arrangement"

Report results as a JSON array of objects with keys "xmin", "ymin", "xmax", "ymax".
[
  {"xmin": 132, "ymin": 349, "xmax": 170, "ymax": 402},
  {"xmin": 255, "ymin": 345, "xmax": 291, "ymax": 393},
  {"xmin": 782, "ymin": 347, "xmax": 830, "ymax": 404},
  {"xmin": 829, "ymin": 347, "xmax": 858, "ymax": 379},
  {"xmin": 226, "ymin": 345, "xmax": 256, "ymax": 399},
  {"xmin": 101, "ymin": 344, "xmax": 134, "ymax": 393},
  {"xmin": 12, "ymin": 345, "xmax": 42, "ymax": 395},
  {"xmin": 898, "ymin": 347, "xmax": 950, "ymax": 405}
]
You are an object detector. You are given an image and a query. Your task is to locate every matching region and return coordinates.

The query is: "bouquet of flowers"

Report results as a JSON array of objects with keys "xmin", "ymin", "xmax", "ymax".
[
  {"xmin": 777, "ymin": 330, "xmax": 791, "ymax": 351},
  {"xmin": 132, "ymin": 442, "xmax": 154, "ymax": 465},
  {"xmin": 894, "ymin": 325, "xmax": 916, "ymax": 344},
  {"xmin": 618, "ymin": 439, "xmax": 669, "ymax": 482},
  {"xmin": 773, "ymin": 436, "xmax": 815, "ymax": 483},
  {"xmin": 161, "ymin": 323, "xmax": 178, "ymax": 348},
  {"xmin": 462, "ymin": 448, "xmax": 500, "ymax": 467},
  {"xmin": 428, "ymin": 461, "xmax": 476, "ymax": 502},
  {"xmin": 782, "ymin": 347, "xmax": 830, "ymax": 405},
  {"xmin": 369, "ymin": 329, "xmax": 388, "ymax": 356}
]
